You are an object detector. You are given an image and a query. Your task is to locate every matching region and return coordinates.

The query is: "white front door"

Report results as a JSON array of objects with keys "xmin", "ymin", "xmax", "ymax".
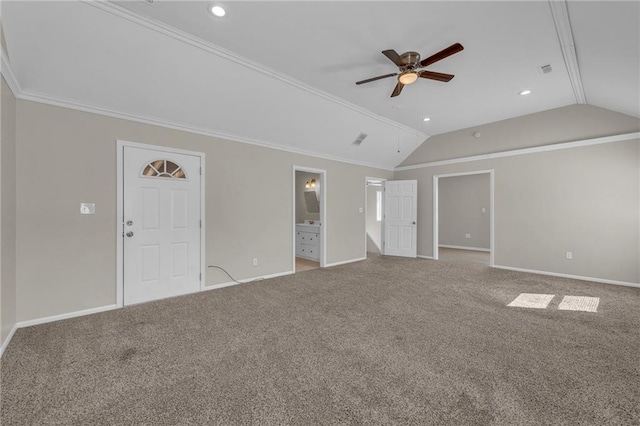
[
  {"xmin": 123, "ymin": 146, "xmax": 202, "ymax": 305},
  {"xmin": 383, "ymin": 180, "xmax": 417, "ymax": 257}
]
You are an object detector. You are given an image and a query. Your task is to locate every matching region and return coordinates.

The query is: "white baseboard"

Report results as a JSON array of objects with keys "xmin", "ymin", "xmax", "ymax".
[
  {"xmin": 492, "ymin": 265, "xmax": 640, "ymax": 289},
  {"xmin": 417, "ymin": 255, "xmax": 435, "ymax": 260},
  {"xmin": 439, "ymin": 245, "xmax": 491, "ymax": 252},
  {"xmin": 325, "ymin": 257, "xmax": 366, "ymax": 267},
  {"xmin": 203, "ymin": 270, "xmax": 294, "ymax": 291},
  {"xmin": 16, "ymin": 304, "xmax": 119, "ymax": 329},
  {"xmin": 0, "ymin": 324, "xmax": 18, "ymax": 358}
]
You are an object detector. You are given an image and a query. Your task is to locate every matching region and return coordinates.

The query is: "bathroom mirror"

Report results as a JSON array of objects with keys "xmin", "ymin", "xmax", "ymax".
[{"xmin": 304, "ymin": 191, "xmax": 320, "ymax": 213}]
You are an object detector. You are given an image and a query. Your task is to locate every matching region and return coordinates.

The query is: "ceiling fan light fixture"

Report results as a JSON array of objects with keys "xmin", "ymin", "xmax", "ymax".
[{"xmin": 398, "ymin": 72, "xmax": 418, "ymax": 85}]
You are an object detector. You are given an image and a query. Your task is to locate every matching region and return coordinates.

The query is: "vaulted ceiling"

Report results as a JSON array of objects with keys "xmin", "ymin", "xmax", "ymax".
[{"xmin": 1, "ymin": 1, "xmax": 638, "ymax": 170}]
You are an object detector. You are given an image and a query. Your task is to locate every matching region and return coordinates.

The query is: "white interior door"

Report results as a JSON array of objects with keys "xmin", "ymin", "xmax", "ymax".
[
  {"xmin": 123, "ymin": 146, "xmax": 201, "ymax": 305},
  {"xmin": 383, "ymin": 180, "xmax": 417, "ymax": 257}
]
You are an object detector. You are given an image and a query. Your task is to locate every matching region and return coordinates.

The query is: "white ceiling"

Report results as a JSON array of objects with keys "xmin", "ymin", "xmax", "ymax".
[{"xmin": 2, "ymin": 1, "xmax": 638, "ymax": 169}]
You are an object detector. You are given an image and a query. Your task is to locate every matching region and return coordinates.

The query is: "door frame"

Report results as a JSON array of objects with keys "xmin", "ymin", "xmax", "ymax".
[
  {"xmin": 364, "ymin": 176, "xmax": 386, "ymax": 258},
  {"xmin": 116, "ymin": 140, "xmax": 206, "ymax": 308},
  {"xmin": 292, "ymin": 166, "xmax": 327, "ymax": 271},
  {"xmin": 432, "ymin": 169, "xmax": 494, "ymax": 266}
]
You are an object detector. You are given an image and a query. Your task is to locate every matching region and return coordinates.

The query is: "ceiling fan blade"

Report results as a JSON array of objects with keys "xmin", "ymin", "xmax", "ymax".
[
  {"xmin": 355, "ymin": 73, "xmax": 398, "ymax": 85},
  {"xmin": 382, "ymin": 49, "xmax": 404, "ymax": 66},
  {"xmin": 419, "ymin": 71, "xmax": 455, "ymax": 82},
  {"xmin": 391, "ymin": 82, "xmax": 404, "ymax": 97},
  {"xmin": 420, "ymin": 43, "xmax": 464, "ymax": 67}
]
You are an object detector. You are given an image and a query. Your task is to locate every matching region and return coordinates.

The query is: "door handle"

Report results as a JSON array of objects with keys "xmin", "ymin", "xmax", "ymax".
[
  {"xmin": 126, "ymin": 231, "xmax": 134, "ymax": 237},
  {"xmin": 412, "ymin": 222, "xmax": 416, "ymax": 225}
]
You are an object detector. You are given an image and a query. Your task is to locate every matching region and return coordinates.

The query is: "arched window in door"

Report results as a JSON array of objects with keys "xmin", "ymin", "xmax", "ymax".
[{"xmin": 141, "ymin": 160, "xmax": 187, "ymax": 179}]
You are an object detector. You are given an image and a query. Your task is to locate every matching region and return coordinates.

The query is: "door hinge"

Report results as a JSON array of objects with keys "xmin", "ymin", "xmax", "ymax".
[
  {"xmin": 199, "ymin": 273, "xmax": 202, "ymax": 281},
  {"xmin": 200, "ymin": 219, "xmax": 202, "ymax": 228},
  {"xmin": 200, "ymin": 167, "xmax": 202, "ymax": 175}
]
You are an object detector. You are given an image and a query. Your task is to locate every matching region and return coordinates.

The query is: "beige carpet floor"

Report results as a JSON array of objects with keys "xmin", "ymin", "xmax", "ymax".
[
  {"xmin": 2, "ymin": 255, "xmax": 639, "ymax": 425},
  {"xmin": 438, "ymin": 247, "xmax": 490, "ymax": 264}
]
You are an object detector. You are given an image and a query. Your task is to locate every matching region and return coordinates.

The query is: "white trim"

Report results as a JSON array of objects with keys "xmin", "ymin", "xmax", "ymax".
[
  {"xmin": 548, "ymin": 0, "xmax": 586, "ymax": 104},
  {"xmin": 0, "ymin": 50, "xmax": 21, "ymax": 96},
  {"xmin": 18, "ymin": 89, "xmax": 394, "ymax": 171},
  {"xmin": 0, "ymin": 324, "xmax": 18, "ymax": 358},
  {"xmin": 439, "ymin": 244, "xmax": 491, "ymax": 252},
  {"xmin": 82, "ymin": 0, "xmax": 426, "ymax": 145},
  {"xmin": 417, "ymin": 255, "xmax": 435, "ymax": 260},
  {"xmin": 492, "ymin": 265, "xmax": 640, "ymax": 289},
  {"xmin": 433, "ymin": 170, "xmax": 495, "ymax": 266},
  {"xmin": 324, "ymin": 257, "xmax": 366, "ymax": 268},
  {"xmin": 116, "ymin": 140, "xmax": 205, "ymax": 307},
  {"xmin": 293, "ymin": 166, "xmax": 327, "ymax": 271},
  {"xmin": 395, "ymin": 132, "xmax": 640, "ymax": 171},
  {"xmin": 202, "ymin": 271, "xmax": 294, "ymax": 292},
  {"xmin": 116, "ymin": 142, "xmax": 124, "ymax": 307},
  {"xmin": 433, "ymin": 176, "xmax": 438, "ymax": 260},
  {"xmin": 199, "ymin": 154, "xmax": 207, "ymax": 293},
  {"xmin": 16, "ymin": 304, "xmax": 118, "ymax": 329}
]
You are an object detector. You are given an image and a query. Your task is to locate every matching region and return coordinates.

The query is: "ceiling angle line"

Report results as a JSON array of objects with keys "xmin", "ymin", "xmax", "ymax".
[
  {"xmin": 548, "ymin": 0, "xmax": 587, "ymax": 104},
  {"xmin": 80, "ymin": 0, "xmax": 427, "ymax": 140},
  {"xmin": 0, "ymin": 49, "xmax": 21, "ymax": 96}
]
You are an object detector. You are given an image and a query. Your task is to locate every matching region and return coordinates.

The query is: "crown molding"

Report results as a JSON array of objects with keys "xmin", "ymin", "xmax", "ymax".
[
  {"xmin": 394, "ymin": 132, "xmax": 640, "ymax": 171},
  {"xmin": 4, "ymin": 23, "xmax": 395, "ymax": 171},
  {"xmin": 83, "ymin": 0, "xmax": 427, "ymax": 141},
  {"xmin": 0, "ymin": 49, "xmax": 21, "ymax": 96},
  {"xmin": 548, "ymin": 0, "xmax": 586, "ymax": 104},
  {"xmin": 18, "ymin": 89, "xmax": 395, "ymax": 171}
]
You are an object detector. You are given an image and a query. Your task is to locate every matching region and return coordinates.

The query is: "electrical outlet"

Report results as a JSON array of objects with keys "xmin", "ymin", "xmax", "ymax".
[
  {"xmin": 566, "ymin": 251, "xmax": 573, "ymax": 260},
  {"xmin": 252, "ymin": 258, "xmax": 258, "ymax": 266},
  {"xmin": 465, "ymin": 233, "xmax": 471, "ymax": 239}
]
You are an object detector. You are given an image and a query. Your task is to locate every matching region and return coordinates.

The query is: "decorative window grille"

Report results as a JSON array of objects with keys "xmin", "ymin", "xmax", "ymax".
[{"xmin": 141, "ymin": 160, "xmax": 186, "ymax": 179}]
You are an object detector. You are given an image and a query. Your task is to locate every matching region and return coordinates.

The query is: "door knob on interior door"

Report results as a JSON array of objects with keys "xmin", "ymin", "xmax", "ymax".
[
  {"xmin": 412, "ymin": 222, "xmax": 416, "ymax": 225},
  {"xmin": 126, "ymin": 231, "xmax": 134, "ymax": 237}
]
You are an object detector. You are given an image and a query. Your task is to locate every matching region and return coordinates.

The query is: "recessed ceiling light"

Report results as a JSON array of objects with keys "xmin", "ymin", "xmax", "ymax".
[
  {"xmin": 423, "ymin": 117, "xmax": 431, "ymax": 122},
  {"xmin": 519, "ymin": 89, "xmax": 532, "ymax": 96},
  {"xmin": 210, "ymin": 5, "xmax": 226, "ymax": 17}
]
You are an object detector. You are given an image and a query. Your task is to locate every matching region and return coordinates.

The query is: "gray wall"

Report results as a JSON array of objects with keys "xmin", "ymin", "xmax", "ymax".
[
  {"xmin": 397, "ymin": 107, "xmax": 639, "ymax": 284},
  {"xmin": 15, "ymin": 100, "xmax": 392, "ymax": 322},
  {"xmin": 439, "ymin": 174, "xmax": 490, "ymax": 250},
  {"xmin": 366, "ymin": 183, "xmax": 381, "ymax": 253},
  {"xmin": 1, "ymin": 77, "xmax": 17, "ymax": 347},
  {"xmin": 295, "ymin": 171, "xmax": 320, "ymax": 223}
]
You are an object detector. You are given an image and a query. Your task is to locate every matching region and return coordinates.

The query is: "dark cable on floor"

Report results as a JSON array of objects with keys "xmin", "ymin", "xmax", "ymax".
[{"xmin": 207, "ymin": 265, "xmax": 264, "ymax": 284}]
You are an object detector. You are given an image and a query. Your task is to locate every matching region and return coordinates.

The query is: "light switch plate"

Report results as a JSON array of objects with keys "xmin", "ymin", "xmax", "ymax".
[{"xmin": 80, "ymin": 203, "xmax": 95, "ymax": 215}]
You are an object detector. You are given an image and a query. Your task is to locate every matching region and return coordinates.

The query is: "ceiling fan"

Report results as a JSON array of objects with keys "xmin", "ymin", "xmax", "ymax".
[{"xmin": 356, "ymin": 43, "xmax": 464, "ymax": 97}]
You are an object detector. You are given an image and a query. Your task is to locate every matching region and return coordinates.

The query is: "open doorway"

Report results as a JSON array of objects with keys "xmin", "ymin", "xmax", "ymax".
[
  {"xmin": 433, "ymin": 170, "xmax": 494, "ymax": 266},
  {"xmin": 365, "ymin": 177, "xmax": 385, "ymax": 257},
  {"xmin": 293, "ymin": 167, "xmax": 326, "ymax": 273}
]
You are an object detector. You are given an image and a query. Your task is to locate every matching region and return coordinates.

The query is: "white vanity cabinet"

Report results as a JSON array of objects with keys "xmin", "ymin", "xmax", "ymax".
[{"xmin": 296, "ymin": 224, "xmax": 320, "ymax": 261}]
